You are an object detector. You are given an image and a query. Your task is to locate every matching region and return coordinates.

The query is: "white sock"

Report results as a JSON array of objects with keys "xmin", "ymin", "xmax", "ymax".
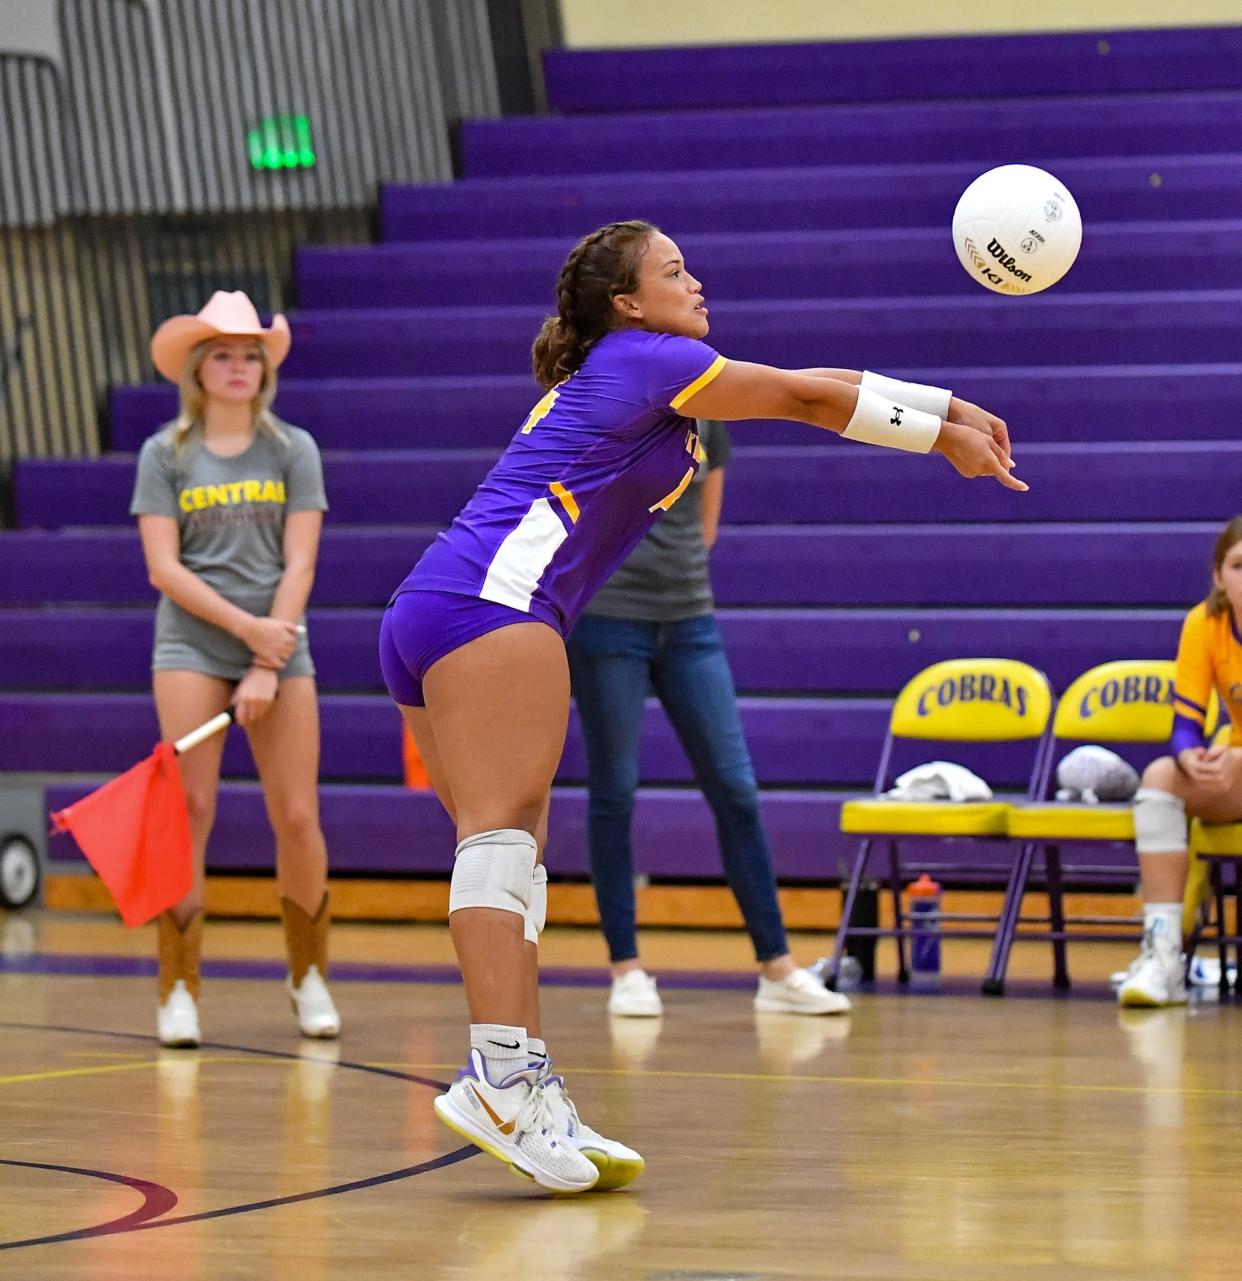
[
  {"xmin": 1143, "ymin": 903, "xmax": 1182, "ymax": 955},
  {"xmin": 527, "ymin": 1036, "xmax": 548, "ymax": 1074},
  {"xmin": 470, "ymin": 1023, "xmax": 528, "ymax": 1083}
]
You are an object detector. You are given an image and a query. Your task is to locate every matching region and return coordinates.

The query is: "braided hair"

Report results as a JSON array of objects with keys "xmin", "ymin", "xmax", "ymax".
[{"xmin": 531, "ymin": 220, "xmax": 657, "ymax": 390}]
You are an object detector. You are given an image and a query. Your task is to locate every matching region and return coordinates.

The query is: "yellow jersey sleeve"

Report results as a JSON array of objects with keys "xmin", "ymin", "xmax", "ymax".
[{"xmin": 1172, "ymin": 604, "xmax": 1213, "ymax": 751}]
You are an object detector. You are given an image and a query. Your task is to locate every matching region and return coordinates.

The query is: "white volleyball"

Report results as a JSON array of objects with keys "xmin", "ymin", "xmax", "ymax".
[{"xmin": 951, "ymin": 164, "xmax": 1082, "ymax": 295}]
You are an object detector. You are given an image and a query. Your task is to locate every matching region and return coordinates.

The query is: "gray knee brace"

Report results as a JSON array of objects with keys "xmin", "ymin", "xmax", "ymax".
[
  {"xmin": 449, "ymin": 828, "xmax": 537, "ymax": 918},
  {"xmin": 524, "ymin": 864, "xmax": 548, "ymax": 945},
  {"xmin": 1133, "ymin": 788, "xmax": 1187, "ymax": 855}
]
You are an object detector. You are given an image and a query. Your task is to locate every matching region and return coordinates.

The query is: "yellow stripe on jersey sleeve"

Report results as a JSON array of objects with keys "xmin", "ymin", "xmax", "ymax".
[
  {"xmin": 669, "ymin": 355, "xmax": 727, "ymax": 411},
  {"xmin": 549, "ymin": 481, "xmax": 580, "ymax": 524},
  {"xmin": 1173, "ymin": 604, "xmax": 1216, "ymax": 727}
]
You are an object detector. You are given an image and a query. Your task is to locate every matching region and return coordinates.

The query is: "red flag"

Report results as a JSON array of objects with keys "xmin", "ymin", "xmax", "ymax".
[{"xmin": 50, "ymin": 742, "xmax": 192, "ymax": 928}]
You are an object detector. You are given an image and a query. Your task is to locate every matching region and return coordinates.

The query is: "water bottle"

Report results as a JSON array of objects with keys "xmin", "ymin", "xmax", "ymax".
[{"xmin": 906, "ymin": 873, "xmax": 942, "ymax": 980}]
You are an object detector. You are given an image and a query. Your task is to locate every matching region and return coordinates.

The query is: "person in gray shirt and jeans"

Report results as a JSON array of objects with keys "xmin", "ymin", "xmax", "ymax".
[{"xmin": 567, "ymin": 420, "xmax": 849, "ymax": 1018}]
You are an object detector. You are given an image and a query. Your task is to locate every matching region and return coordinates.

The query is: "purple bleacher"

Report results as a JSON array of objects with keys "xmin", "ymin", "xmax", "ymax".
[
  {"xmin": 17, "ymin": 442, "xmax": 1242, "ymax": 530},
  {"xmin": 0, "ymin": 607, "xmax": 381, "ymax": 692},
  {"xmin": 47, "ymin": 780, "xmax": 1057, "ymax": 881},
  {"xmin": 107, "ymin": 365, "xmax": 1242, "ymax": 452},
  {"xmin": 0, "ymin": 524, "xmax": 1213, "ymax": 607},
  {"xmin": 279, "ymin": 294, "xmax": 1242, "ymax": 380},
  {"xmin": 22, "ymin": 691, "xmax": 1128, "ymax": 794},
  {"xmin": 543, "ymin": 28, "xmax": 1242, "ymax": 113},
  {"xmin": 461, "ymin": 92, "xmax": 1242, "ymax": 178},
  {"xmin": 2, "ymin": 690, "xmax": 933, "ymax": 787},
  {"xmin": 380, "ymin": 155, "xmax": 1242, "ymax": 240},
  {"xmin": 297, "ymin": 222, "xmax": 1242, "ymax": 308},
  {"xmin": 108, "ymin": 377, "xmax": 533, "ymax": 452},
  {"xmin": 1, "ymin": 606, "xmax": 1183, "ymax": 698}
]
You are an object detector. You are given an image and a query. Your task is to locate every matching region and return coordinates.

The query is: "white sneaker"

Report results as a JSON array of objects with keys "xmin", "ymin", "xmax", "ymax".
[
  {"xmin": 157, "ymin": 980, "xmax": 201, "ymax": 1048},
  {"xmin": 1109, "ymin": 954, "xmax": 1145, "ymax": 988},
  {"xmin": 541, "ymin": 1069, "xmax": 645, "ymax": 1191},
  {"xmin": 755, "ymin": 967, "xmax": 852, "ymax": 1015},
  {"xmin": 288, "ymin": 965, "xmax": 341, "ymax": 1038},
  {"xmin": 1118, "ymin": 942, "xmax": 1187, "ymax": 1008},
  {"xmin": 433, "ymin": 1050, "xmax": 599, "ymax": 1193},
  {"xmin": 608, "ymin": 969, "xmax": 663, "ymax": 1017}
]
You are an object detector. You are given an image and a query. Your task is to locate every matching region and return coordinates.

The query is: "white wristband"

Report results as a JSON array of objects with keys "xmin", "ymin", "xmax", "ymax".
[
  {"xmin": 841, "ymin": 389, "xmax": 941, "ymax": 454},
  {"xmin": 862, "ymin": 370, "xmax": 952, "ymax": 419}
]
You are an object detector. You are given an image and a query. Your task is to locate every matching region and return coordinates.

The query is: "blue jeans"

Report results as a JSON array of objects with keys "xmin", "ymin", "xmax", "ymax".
[{"xmin": 566, "ymin": 612, "xmax": 789, "ymax": 964}]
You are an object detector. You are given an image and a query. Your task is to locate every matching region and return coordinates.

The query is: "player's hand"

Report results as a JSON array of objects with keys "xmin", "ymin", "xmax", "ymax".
[
  {"xmin": 232, "ymin": 667, "xmax": 279, "ymax": 728},
  {"xmin": 935, "ymin": 421, "xmax": 1028, "ymax": 491},
  {"xmin": 241, "ymin": 616, "xmax": 299, "ymax": 667},
  {"xmin": 949, "ymin": 398, "xmax": 1012, "ymax": 466},
  {"xmin": 1177, "ymin": 744, "xmax": 1228, "ymax": 789}
]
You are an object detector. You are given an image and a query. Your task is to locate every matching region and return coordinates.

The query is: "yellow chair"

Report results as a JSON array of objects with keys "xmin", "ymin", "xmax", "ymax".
[
  {"xmin": 1180, "ymin": 722, "xmax": 1230, "ymax": 952},
  {"xmin": 1185, "ymin": 730, "xmax": 1242, "ymax": 995},
  {"xmin": 1002, "ymin": 660, "xmax": 1182, "ymax": 994},
  {"xmin": 826, "ymin": 658, "xmax": 1053, "ymax": 990}
]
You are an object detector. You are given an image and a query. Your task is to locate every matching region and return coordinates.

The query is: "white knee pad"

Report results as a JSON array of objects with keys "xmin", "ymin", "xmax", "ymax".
[
  {"xmin": 449, "ymin": 829, "xmax": 536, "ymax": 918},
  {"xmin": 1133, "ymin": 788, "xmax": 1188, "ymax": 854},
  {"xmin": 524, "ymin": 864, "xmax": 548, "ymax": 945}
]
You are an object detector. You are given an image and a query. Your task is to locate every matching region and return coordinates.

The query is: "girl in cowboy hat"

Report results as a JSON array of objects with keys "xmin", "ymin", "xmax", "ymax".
[{"xmin": 131, "ymin": 291, "xmax": 340, "ymax": 1047}]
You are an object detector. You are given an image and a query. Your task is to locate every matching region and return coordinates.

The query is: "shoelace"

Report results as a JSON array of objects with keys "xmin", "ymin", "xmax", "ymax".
[
  {"xmin": 513, "ymin": 1078, "xmax": 558, "ymax": 1143},
  {"xmin": 543, "ymin": 1074, "xmax": 581, "ymax": 1134}
]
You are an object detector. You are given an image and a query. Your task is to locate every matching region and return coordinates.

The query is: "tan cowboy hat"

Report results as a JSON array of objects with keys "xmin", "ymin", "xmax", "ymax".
[{"xmin": 150, "ymin": 290, "xmax": 291, "ymax": 383}]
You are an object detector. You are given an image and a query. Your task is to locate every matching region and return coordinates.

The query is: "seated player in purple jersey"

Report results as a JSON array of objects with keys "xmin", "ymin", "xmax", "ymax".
[{"xmin": 378, "ymin": 219, "xmax": 1024, "ymax": 1195}]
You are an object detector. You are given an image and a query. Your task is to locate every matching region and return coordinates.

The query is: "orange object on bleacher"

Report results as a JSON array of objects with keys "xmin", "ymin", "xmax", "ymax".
[{"xmin": 402, "ymin": 723, "xmax": 433, "ymax": 791}]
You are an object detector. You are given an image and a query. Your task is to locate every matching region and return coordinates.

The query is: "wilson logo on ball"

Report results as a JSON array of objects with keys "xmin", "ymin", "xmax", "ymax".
[{"xmin": 986, "ymin": 238, "xmax": 1033, "ymax": 283}]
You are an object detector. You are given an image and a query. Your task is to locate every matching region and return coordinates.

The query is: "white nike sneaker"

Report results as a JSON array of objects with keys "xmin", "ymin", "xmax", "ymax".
[
  {"xmin": 157, "ymin": 979, "xmax": 201, "ymax": 1048},
  {"xmin": 434, "ymin": 1050, "xmax": 599, "ymax": 1194},
  {"xmin": 541, "ymin": 1069, "xmax": 645, "ymax": 1191},
  {"xmin": 289, "ymin": 965, "xmax": 341, "ymax": 1038},
  {"xmin": 1118, "ymin": 944, "xmax": 1187, "ymax": 1008},
  {"xmin": 755, "ymin": 967, "xmax": 852, "ymax": 1015},
  {"xmin": 608, "ymin": 969, "xmax": 663, "ymax": 1017}
]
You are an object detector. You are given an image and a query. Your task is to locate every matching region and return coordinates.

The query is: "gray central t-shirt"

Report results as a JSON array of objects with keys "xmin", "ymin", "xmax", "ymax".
[
  {"xmin": 129, "ymin": 419, "xmax": 328, "ymax": 679},
  {"xmin": 584, "ymin": 419, "xmax": 732, "ymax": 622}
]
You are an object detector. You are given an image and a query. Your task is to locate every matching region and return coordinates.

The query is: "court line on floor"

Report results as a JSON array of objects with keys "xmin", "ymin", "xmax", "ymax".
[
  {"xmin": 0, "ymin": 1061, "xmax": 176, "ymax": 1086},
  {"xmin": 0, "ymin": 951, "xmax": 746, "ymax": 990},
  {"xmin": 0, "ymin": 1158, "xmax": 178, "ymax": 1244},
  {"xmin": 0, "ymin": 1021, "xmax": 478, "ymax": 1252},
  {"xmin": 374, "ymin": 1061, "xmax": 1242, "ymax": 1099},
  {"xmin": 0, "ymin": 1055, "xmax": 305, "ymax": 1087},
  {"xmin": 0, "ymin": 950, "xmax": 1118, "ymax": 999}
]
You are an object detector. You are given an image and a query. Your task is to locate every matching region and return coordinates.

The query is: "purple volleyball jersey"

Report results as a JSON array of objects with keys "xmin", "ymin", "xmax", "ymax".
[{"xmin": 397, "ymin": 329, "xmax": 726, "ymax": 632}]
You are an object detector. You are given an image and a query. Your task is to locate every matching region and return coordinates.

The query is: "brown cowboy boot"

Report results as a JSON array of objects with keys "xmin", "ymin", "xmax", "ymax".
[
  {"xmin": 156, "ymin": 910, "xmax": 202, "ymax": 1047},
  {"xmin": 281, "ymin": 892, "xmax": 340, "ymax": 1038}
]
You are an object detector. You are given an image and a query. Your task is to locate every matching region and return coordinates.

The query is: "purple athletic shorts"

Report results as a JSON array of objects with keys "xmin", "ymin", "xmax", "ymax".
[{"xmin": 379, "ymin": 589, "xmax": 555, "ymax": 707}]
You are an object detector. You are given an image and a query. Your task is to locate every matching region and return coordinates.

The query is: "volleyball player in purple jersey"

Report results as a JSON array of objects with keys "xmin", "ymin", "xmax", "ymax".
[{"xmin": 379, "ymin": 219, "xmax": 1024, "ymax": 1194}]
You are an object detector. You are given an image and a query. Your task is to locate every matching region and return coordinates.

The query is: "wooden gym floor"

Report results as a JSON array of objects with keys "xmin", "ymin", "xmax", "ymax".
[{"xmin": 3, "ymin": 911, "xmax": 1242, "ymax": 1280}]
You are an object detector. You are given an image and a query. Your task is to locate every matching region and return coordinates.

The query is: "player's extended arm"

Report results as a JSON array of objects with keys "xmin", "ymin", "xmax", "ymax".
[
  {"xmin": 679, "ymin": 360, "xmax": 1025, "ymax": 491},
  {"xmin": 791, "ymin": 367, "xmax": 1012, "ymax": 461}
]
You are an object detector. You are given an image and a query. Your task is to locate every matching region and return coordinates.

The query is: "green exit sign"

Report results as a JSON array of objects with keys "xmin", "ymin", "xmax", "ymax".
[{"xmin": 248, "ymin": 115, "xmax": 316, "ymax": 170}]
